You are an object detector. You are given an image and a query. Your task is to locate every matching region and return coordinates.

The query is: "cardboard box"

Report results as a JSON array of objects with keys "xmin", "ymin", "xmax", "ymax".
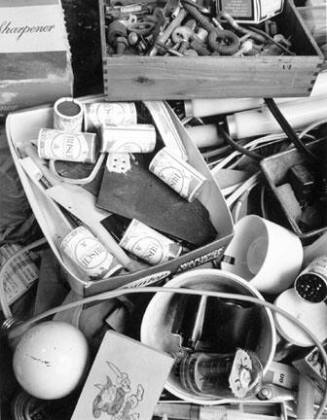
[
  {"xmin": 0, "ymin": 0, "xmax": 73, "ymax": 120},
  {"xmin": 6, "ymin": 97, "xmax": 234, "ymax": 296},
  {"xmin": 99, "ymin": 0, "xmax": 323, "ymax": 100}
]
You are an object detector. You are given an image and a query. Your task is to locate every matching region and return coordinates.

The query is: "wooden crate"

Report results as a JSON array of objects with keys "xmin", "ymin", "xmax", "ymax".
[{"xmin": 99, "ymin": 0, "xmax": 324, "ymax": 100}]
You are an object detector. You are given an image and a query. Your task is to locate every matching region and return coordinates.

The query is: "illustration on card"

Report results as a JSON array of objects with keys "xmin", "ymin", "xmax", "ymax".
[{"xmin": 92, "ymin": 361, "xmax": 144, "ymax": 419}]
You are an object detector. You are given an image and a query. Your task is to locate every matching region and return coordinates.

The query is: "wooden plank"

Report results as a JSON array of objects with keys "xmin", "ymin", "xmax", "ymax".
[
  {"xmin": 103, "ymin": 55, "xmax": 322, "ymax": 99},
  {"xmin": 98, "ymin": 0, "xmax": 108, "ymax": 60},
  {"xmin": 277, "ymin": 0, "xmax": 323, "ymax": 56},
  {"xmin": 298, "ymin": 6, "xmax": 327, "ymax": 44}
]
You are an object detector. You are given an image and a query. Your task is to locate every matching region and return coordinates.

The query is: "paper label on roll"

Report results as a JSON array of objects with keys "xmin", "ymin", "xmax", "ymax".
[
  {"xmin": 60, "ymin": 226, "xmax": 120, "ymax": 279},
  {"xmin": 149, "ymin": 147, "xmax": 206, "ymax": 202},
  {"xmin": 101, "ymin": 124, "xmax": 156, "ymax": 153},
  {"xmin": 38, "ymin": 128, "xmax": 95, "ymax": 162},
  {"xmin": 120, "ymin": 219, "xmax": 182, "ymax": 265},
  {"xmin": 85, "ymin": 102, "xmax": 137, "ymax": 130}
]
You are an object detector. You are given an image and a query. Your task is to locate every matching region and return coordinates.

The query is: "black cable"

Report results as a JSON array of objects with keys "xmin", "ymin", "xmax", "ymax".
[
  {"xmin": 248, "ymin": 26, "xmax": 295, "ymax": 56},
  {"xmin": 264, "ymin": 97, "xmax": 320, "ymax": 164},
  {"xmin": 218, "ymin": 124, "xmax": 262, "ymax": 162}
]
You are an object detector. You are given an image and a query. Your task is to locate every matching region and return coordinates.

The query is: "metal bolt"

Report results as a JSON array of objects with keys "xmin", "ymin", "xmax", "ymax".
[
  {"xmin": 208, "ymin": 29, "xmax": 240, "ymax": 55},
  {"xmin": 149, "ymin": 8, "xmax": 187, "ymax": 56},
  {"xmin": 182, "ymin": 2, "xmax": 214, "ymax": 34},
  {"xmin": 116, "ymin": 36, "xmax": 129, "ymax": 55},
  {"xmin": 171, "ymin": 26, "xmax": 194, "ymax": 44},
  {"xmin": 195, "ymin": 28, "xmax": 208, "ymax": 43},
  {"xmin": 219, "ymin": 11, "xmax": 266, "ymax": 44},
  {"xmin": 107, "ymin": 20, "xmax": 128, "ymax": 47},
  {"xmin": 189, "ymin": 38, "xmax": 210, "ymax": 55},
  {"xmin": 274, "ymin": 33, "xmax": 292, "ymax": 49},
  {"xmin": 184, "ymin": 49, "xmax": 198, "ymax": 56},
  {"xmin": 171, "ymin": 25, "xmax": 194, "ymax": 53},
  {"xmin": 128, "ymin": 31, "xmax": 139, "ymax": 46},
  {"xmin": 232, "ymin": 39, "xmax": 255, "ymax": 56},
  {"xmin": 182, "ymin": 2, "xmax": 240, "ymax": 55},
  {"xmin": 257, "ymin": 386, "xmax": 273, "ymax": 400}
]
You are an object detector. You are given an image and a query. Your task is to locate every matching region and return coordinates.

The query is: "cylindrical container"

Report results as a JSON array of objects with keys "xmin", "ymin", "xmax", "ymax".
[
  {"xmin": 149, "ymin": 147, "xmax": 207, "ymax": 202},
  {"xmin": 183, "ymin": 72, "xmax": 327, "ymax": 118},
  {"xmin": 53, "ymin": 97, "xmax": 84, "ymax": 133},
  {"xmin": 176, "ymin": 349, "xmax": 262, "ymax": 399},
  {"xmin": 141, "ymin": 269, "xmax": 276, "ymax": 404},
  {"xmin": 84, "ymin": 102, "xmax": 137, "ymax": 131},
  {"xmin": 11, "ymin": 391, "xmax": 75, "ymax": 420},
  {"xmin": 227, "ymin": 96, "xmax": 327, "ymax": 139},
  {"xmin": 101, "ymin": 124, "xmax": 156, "ymax": 153},
  {"xmin": 294, "ymin": 256, "xmax": 327, "ymax": 303},
  {"xmin": 263, "ymin": 360, "xmax": 299, "ymax": 390},
  {"xmin": 37, "ymin": 128, "xmax": 97, "ymax": 163},
  {"xmin": 274, "ymin": 288, "xmax": 327, "ymax": 347},
  {"xmin": 60, "ymin": 226, "xmax": 122, "ymax": 280},
  {"xmin": 186, "ymin": 124, "xmax": 224, "ymax": 148},
  {"xmin": 119, "ymin": 219, "xmax": 183, "ymax": 265}
]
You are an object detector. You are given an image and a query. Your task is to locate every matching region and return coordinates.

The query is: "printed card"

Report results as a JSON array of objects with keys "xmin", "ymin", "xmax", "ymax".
[{"xmin": 71, "ymin": 330, "xmax": 174, "ymax": 420}]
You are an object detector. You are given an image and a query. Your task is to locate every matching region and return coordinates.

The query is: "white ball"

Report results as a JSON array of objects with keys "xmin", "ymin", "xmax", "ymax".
[{"xmin": 13, "ymin": 321, "xmax": 89, "ymax": 400}]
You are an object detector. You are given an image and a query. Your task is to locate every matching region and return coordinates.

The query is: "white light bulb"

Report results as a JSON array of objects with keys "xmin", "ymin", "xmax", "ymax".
[{"xmin": 13, "ymin": 321, "xmax": 89, "ymax": 400}]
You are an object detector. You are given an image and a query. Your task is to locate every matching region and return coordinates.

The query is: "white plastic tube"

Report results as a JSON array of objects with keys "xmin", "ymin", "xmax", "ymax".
[
  {"xmin": 186, "ymin": 124, "xmax": 224, "ymax": 148},
  {"xmin": 227, "ymin": 95, "xmax": 327, "ymax": 139},
  {"xmin": 184, "ymin": 71, "xmax": 327, "ymax": 118}
]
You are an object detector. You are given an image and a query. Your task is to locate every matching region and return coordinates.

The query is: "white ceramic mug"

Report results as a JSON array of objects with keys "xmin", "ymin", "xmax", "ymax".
[{"xmin": 221, "ymin": 215, "xmax": 303, "ymax": 294}]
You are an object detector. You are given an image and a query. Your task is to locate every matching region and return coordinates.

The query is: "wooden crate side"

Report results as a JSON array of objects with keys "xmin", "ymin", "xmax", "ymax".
[
  {"xmin": 103, "ymin": 55, "xmax": 322, "ymax": 100},
  {"xmin": 278, "ymin": 0, "xmax": 324, "ymax": 56},
  {"xmin": 98, "ymin": 0, "xmax": 108, "ymax": 60}
]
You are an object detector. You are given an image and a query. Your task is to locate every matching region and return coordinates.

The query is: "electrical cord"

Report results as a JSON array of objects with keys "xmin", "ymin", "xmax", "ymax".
[
  {"xmin": 248, "ymin": 26, "xmax": 295, "ymax": 56},
  {"xmin": 0, "ymin": 238, "xmax": 48, "ymax": 319},
  {"xmin": 5, "ymin": 285, "xmax": 327, "ymax": 419},
  {"xmin": 218, "ymin": 124, "xmax": 262, "ymax": 162},
  {"xmin": 264, "ymin": 98, "xmax": 320, "ymax": 164},
  {"xmin": 299, "ymin": 118, "xmax": 327, "ymax": 140}
]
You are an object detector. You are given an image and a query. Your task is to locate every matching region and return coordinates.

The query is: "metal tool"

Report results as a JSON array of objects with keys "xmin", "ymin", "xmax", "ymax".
[{"xmin": 181, "ymin": 1, "xmax": 240, "ymax": 55}]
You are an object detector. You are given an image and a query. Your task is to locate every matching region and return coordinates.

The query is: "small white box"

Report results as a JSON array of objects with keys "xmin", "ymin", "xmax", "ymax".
[{"xmin": 217, "ymin": 0, "xmax": 284, "ymax": 24}]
